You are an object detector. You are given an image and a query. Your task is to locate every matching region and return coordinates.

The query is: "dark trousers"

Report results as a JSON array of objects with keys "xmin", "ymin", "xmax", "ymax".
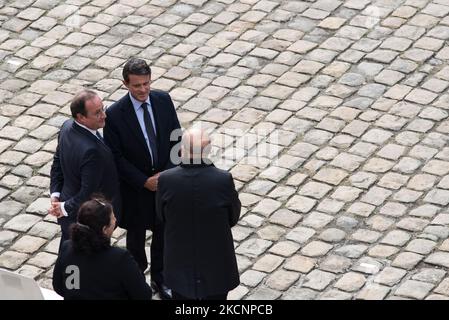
[
  {"xmin": 172, "ymin": 291, "xmax": 228, "ymax": 300},
  {"xmin": 58, "ymin": 217, "xmax": 75, "ymax": 252},
  {"xmin": 126, "ymin": 220, "xmax": 164, "ymax": 284}
]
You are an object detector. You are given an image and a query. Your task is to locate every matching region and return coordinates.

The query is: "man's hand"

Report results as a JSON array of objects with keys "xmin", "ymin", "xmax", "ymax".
[
  {"xmin": 144, "ymin": 173, "xmax": 160, "ymax": 191},
  {"xmin": 48, "ymin": 201, "xmax": 64, "ymax": 218}
]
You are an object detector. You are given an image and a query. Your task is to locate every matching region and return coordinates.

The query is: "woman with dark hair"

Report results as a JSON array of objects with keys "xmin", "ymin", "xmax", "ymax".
[{"xmin": 52, "ymin": 197, "xmax": 152, "ymax": 300}]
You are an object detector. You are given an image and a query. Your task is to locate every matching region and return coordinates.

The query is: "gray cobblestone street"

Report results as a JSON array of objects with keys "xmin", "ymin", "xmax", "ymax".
[{"xmin": 1, "ymin": 0, "xmax": 449, "ymax": 300}]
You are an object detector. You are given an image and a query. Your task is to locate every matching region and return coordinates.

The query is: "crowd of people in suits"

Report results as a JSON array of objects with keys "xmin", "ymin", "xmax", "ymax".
[{"xmin": 49, "ymin": 58, "xmax": 241, "ymax": 300}]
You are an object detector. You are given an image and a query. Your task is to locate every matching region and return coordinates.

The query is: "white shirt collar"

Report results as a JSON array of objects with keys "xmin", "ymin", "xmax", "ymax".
[
  {"xmin": 74, "ymin": 120, "xmax": 97, "ymax": 136},
  {"xmin": 129, "ymin": 93, "xmax": 151, "ymax": 112}
]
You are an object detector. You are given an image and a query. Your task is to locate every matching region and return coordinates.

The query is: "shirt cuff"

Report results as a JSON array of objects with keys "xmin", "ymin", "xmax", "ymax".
[
  {"xmin": 60, "ymin": 202, "xmax": 68, "ymax": 217},
  {"xmin": 51, "ymin": 192, "xmax": 61, "ymax": 199}
]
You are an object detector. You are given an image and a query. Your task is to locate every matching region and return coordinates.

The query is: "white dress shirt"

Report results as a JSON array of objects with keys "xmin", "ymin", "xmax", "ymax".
[{"xmin": 129, "ymin": 93, "xmax": 157, "ymax": 165}]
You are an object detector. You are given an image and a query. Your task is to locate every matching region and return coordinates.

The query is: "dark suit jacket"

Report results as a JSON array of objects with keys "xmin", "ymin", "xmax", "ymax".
[
  {"xmin": 50, "ymin": 120, "xmax": 121, "ymax": 227},
  {"xmin": 103, "ymin": 90, "xmax": 181, "ymax": 230},
  {"xmin": 156, "ymin": 162, "xmax": 241, "ymax": 299},
  {"xmin": 53, "ymin": 240, "xmax": 152, "ymax": 300}
]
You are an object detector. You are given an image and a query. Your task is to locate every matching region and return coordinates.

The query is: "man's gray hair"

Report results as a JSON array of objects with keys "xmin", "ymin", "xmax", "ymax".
[{"xmin": 181, "ymin": 128, "xmax": 211, "ymax": 162}]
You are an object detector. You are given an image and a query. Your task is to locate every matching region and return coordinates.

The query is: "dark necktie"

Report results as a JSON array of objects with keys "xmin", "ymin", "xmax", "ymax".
[
  {"xmin": 141, "ymin": 102, "xmax": 158, "ymax": 165},
  {"xmin": 95, "ymin": 131, "xmax": 104, "ymax": 143}
]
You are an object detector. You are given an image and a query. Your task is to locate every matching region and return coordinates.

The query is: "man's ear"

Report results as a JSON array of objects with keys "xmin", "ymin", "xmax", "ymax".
[
  {"xmin": 75, "ymin": 113, "xmax": 87, "ymax": 125},
  {"xmin": 122, "ymin": 80, "xmax": 129, "ymax": 88}
]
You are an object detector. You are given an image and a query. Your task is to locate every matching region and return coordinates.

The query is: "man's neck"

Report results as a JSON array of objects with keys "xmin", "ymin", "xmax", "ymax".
[
  {"xmin": 129, "ymin": 92, "xmax": 150, "ymax": 106},
  {"xmin": 180, "ymin": 157, "xmax": 212, "ymax": 166}
]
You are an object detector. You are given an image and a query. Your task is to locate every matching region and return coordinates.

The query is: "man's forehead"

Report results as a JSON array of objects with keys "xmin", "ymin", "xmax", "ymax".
[
  {"xmin": 86, "ymin": 96, "xmax": 102, "ymax": 109},
  {"xmin": 128, "ymin": 74, "xmax": 151, "ymax": 83}
]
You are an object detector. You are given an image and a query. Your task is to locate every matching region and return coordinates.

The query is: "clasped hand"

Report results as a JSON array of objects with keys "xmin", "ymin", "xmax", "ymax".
[
  {"xmin": 144, "ymin": 173, "xmax": 160, "ymax": 191},
  {"xmin": 48, "ymin": 197, "xmax": 64, "ymax": 218}
]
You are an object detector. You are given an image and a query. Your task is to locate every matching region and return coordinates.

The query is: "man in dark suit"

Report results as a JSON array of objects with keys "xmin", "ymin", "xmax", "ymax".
[
  {"xmin": 103, "ymin": 58, "xmax": 181, "ymax": 300},
  {"xmin": 49, "ymin": 90, "xmax": 121, "ymax": 250},
  {"xmin": 156, "ymin": 128, "xmax": 241, "ymax": 300}
]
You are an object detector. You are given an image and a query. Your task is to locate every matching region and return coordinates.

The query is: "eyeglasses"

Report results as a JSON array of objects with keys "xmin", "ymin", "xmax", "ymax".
[
  {"xmin": 90, "ymin": 106, "xmax": 106, "ymax": 119},
  {"xmin": 93, "ymin": 198, "xmax": 106, "ymax": 206}
]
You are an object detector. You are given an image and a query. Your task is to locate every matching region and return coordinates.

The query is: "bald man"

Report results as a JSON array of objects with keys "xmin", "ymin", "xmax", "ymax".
[{"xmin": 156, "ymin": 128, "xmax": 241, "ymax": 300}]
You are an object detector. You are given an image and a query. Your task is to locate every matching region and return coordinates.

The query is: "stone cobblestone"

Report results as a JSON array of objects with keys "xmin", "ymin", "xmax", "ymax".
[
  {"xmin": 284, "ymin": 255, "xmax": 316, "ymax": 274},
  {"xmin": 412, "ymin": 268, "xmax": 446, "ymax": 284},
  {"xmin": 374, "ymin": 267, "xmax": 407, "ymax": 286},
  {"xmin": 395, "ymin": 280, "xmax": 434, "ymax": 299},
  {"xmin": 303, "ymin": 270, "xmax": 336, "ymax": 291},
  {"xmin": 265, "ymin": 270, "xmax": 300, "ymax": 291},
  {"xmin": 0, "ymin": 0, "xmax": 449, "ymax": 301},
  {"xmin": 392, "ymin": 252, "xmax": 424, "ymax": 270},
  {"xmin": 240, "ymin": 269, "xmax": 266, "ymax": 288},
  {"xmin": 0, "ymin": 230, "xmax": 18, "ymax": 247},
  {"xmin": 356, "ymin": 284, "xmax": 390, "ymax": 300},
  {"xmin": 334, "ymin": 272, "xmax": 366, "ymax": 292},
  {"xmin": 0, "ymin": 250, "xmax": 29, "ymax": 270},
  {"xmin": 10, "ymin": 235, "xmax": 46, "ymax": 254}
]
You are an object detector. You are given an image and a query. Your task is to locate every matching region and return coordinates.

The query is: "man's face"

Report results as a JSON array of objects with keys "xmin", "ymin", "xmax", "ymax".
[
  {"xmin": 124, "ymin": 74, "xmax": 151, "ymax": 102},
  {"xmin": 103, "ymin": 211, "xmax": 116, "ymax": 238},
  {"xmin": 77, "ymin": 95, "xmax": 106, "ymax": 130}
]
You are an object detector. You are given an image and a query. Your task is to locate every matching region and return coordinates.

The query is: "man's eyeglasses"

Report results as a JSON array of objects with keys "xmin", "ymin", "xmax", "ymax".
[
  {"xmin": 89, "ymin": 107, "xmax": 106, "ymax": 119},
  {"xmin": 94, "ymin": 198, "xmax": 106, "ymax": 206}
]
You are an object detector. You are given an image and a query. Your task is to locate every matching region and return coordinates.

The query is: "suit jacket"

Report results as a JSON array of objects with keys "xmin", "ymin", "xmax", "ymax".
[
  {"xmin": 103, "ymin": 90, "xmax": 181, "ymax": 230},
  {"xmin": 156, "ymin": 162, "xmax": 241, "ymax": 299},
  {"xmin": 50, "ymin": 120, "xmax": 121, "ymax": 225},
  {"xmin": 53, "ymin": 240, "xmax": 152, "ymax": 300}
]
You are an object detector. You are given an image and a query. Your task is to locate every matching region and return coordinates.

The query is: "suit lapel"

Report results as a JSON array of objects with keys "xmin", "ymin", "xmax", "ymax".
[
  {"xmin": 72, "ymin": 121, "xmax": 111, "ymax": 152},
  {"xmin": 95, "ymin": 135, "xmax": 111, "ymax": 152},
  {"xmin": 72, "ymin": 121, "xmax": 97, "ymax": 144},
  {"xmin": 149, "ymin": 91, "xmax": 163, "ymax": 147}
]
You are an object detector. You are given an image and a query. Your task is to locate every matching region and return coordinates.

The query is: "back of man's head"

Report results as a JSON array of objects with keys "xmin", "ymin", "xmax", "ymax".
[{"xmin": 181, "ymin": 128, "xmax": 211, "ymax": 163}]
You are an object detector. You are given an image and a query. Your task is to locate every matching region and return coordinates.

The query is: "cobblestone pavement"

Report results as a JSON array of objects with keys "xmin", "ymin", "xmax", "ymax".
[{"xmin": 1, "ymin": 0, "xmax": 449, "ymax": 300}]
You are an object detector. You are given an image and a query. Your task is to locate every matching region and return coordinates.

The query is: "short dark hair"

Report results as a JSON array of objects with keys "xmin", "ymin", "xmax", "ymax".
[
  {"xmin": 70, "ymin": 196, "xmax": 113, "ymax": 255},
  {"xmin": 70, "ymin": 89, "xmax": 97, "ymax": 119},
  {"xmin": 122, "ymin": 58, "xmax": 151, "ymax": 82}
]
